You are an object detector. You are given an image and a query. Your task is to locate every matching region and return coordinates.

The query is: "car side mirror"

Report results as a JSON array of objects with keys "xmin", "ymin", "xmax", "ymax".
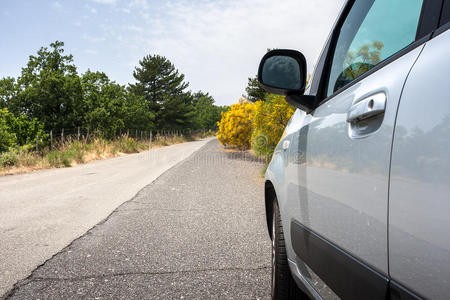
[{"xmin": 257, "ymin": 49, "xmax": 316, "ymax": 113}]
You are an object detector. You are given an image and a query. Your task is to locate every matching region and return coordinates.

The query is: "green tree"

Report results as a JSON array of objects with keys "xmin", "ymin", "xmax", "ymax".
[
  {"xmin": 192, "ymin": 91, "xmax": 225, "ymax": 130},
  {"xmin": 0, "ymin": 109, "xmax": 16, "ymax": 152},
  {"xmin": 157, "ymin": 91, "xmax": 196, "ymax": 130},
  {"xmin": 10, "ymin": 41, "xmax": 83, "ymax": 131},
  {"xmin": 0, "ymin": 77, "xmax": 17, "ymax": 108},
  {"xmin": 6, "ymin": 113, "xmax": 46, "ymax": 146},
  {"xmin": 81, "ymin": 70, "xmax": 154, "ymax": 136},
  {"xmin": 130, "ymin": 54, "xmax": 188, "ymax": 113},
  {"xmin": 81, "ymin": 70, "xmax": 124, "ymax": 135},
  {"xmin": 244, "ymin": 76, "xmax": 266, "ymax": 102},
  {"xmin": 123, "ymin": 87, "xmax": 155, "ymax": 132}
]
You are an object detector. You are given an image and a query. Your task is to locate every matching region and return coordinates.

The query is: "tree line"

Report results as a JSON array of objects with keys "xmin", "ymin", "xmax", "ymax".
[{"xmin": 0, "ymin": 41, "xmax": 226, "ymax": 152}]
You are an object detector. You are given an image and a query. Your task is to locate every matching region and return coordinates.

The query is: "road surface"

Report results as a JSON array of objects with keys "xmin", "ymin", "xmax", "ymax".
[
  {"xmin": 0, "ymin": 138, "xmax": 212, "ymax": 297},
  {"xmin": 2, "ymin": 139, "xmax": 271, "ymax": 299}
]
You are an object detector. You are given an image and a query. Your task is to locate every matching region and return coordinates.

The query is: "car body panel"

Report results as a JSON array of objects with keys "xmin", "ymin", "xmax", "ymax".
[
  {"xmin": 265, "ymin": 35, "xmax": 427, "ymax": 300},
  {"xmin": 285, "ymin": 44, "xmax": 424, "ymax": 280},
  {"xmin": 389, "ymin": 28, "xmax": 450, "ymax": 299},
  {"xmin": 264, "ymin": 1, "xmax": 448, "ymax": 298}
]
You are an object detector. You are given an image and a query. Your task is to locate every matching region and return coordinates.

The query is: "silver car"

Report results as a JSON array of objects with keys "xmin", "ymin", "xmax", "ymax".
[{"xmin": 257, "ymin": 0, "xmax": 450, "ymax": 299}]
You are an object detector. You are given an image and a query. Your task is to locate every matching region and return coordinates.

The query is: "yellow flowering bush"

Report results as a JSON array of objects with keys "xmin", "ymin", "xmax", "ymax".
[
  {"xmin": 216, "ymin": 98, "xmax": 255, "ymax": 149},
  {"xmin": 251, "ymin": 94, "xmax": 295, "ymax": 156},
  {"xmin": 217, "ymin": 95, "xmax": 294, "ymax": 155}
]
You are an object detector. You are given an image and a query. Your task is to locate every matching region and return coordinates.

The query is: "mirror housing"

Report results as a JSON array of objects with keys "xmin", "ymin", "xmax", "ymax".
[{"xmin": 257, "ymin": 49, "xmax": 316, "ymax": 113}]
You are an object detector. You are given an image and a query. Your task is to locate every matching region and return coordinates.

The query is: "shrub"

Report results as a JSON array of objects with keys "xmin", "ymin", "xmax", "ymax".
[
  {"xmin": 7, "ymin": 114, "xmax": 47, "ymax": 147},
  {"xmin": 46, "ymin": 152, "xmax": 61, "ymax": 167},
  {"xmin": 46, "ymin": 150, "xmax": 75, "ymax": 168},
  {"xmin": 251, "ymin": 94, "xmax": 295, "ymax": 156},
  {"xmin": 69, "ymin": 141, "xmax": 86, "ymax": 163},
  {"xmin": 216, "ymin": 99, "xmax": 255, "ymax": 150},
  {"xmin": 0, "ymin": 108, "xmax": 48, "ymax": 152},
  {"xmin": 115, "ymin": 136, "xmax": 140, "ymax": 153},
  {"xmin": 0, "ymin": 151, "xmax": 19, "ymax": 167},
  {"xmin": 216, "ymin": 95, "xmax": 295, "ymax": 157},
  {"xmin": 0, "ymin": 109, "xmax": 16, "ymax": 152},
  {"xmin": 17, "ymin": 151, "xmax": 39, "ymax": 167},
  {"xmin": 61, "ymin": 150, "xmax": 74, "ymax": 167}
]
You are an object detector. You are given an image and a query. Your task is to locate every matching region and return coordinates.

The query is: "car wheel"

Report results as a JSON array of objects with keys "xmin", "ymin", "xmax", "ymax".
[{"xmin": 272, "ymin": 199, "xmax": 308, "ymax": 300}]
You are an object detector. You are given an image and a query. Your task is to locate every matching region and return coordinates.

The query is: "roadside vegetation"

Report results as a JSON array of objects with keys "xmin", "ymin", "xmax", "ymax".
[
  {"xmin": 0, "ymin": 130, "xmax": 214, "ymax": 175},
  {"xmin": 216, "ymin": 76, "xmax": 295, "ymax": 161},
  {"xmin": 0, "ymin": 41, "xmax": 225, "ymax": 174}
]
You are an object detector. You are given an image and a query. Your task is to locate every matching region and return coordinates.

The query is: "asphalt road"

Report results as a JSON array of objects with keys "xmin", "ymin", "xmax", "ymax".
[
  {"xmin": 3, "ymin": 139, "xmax": 271, "ymax": 299},
  {"xmin": 0, "ymin": 138, "xmax": 212, "ymax": 297}
]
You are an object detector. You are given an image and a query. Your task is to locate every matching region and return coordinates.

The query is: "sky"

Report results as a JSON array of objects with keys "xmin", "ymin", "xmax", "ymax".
[{"xmin": 0, "ymin": 0, "xmax": 345, "ymax": 106}]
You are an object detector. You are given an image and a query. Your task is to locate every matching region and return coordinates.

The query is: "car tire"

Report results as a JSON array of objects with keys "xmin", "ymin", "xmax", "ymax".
[{"xmin": 272, "ymin": 198, "xmax": 308, "ymax": 300}]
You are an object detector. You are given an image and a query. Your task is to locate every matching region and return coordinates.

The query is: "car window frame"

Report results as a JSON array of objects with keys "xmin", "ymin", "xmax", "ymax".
[
  {"xmin": 438, "ymin": 0, "xmax": 450, "ymax": 27},
  {"xmin": 310, "ymin": 0, "xmax": 442, "ymax": 109}
]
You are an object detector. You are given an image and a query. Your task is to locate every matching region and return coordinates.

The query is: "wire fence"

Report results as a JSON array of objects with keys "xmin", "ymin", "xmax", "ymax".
[{"xmin": 16, "ymin": 127, "xmax": 211, "ymax": 155}]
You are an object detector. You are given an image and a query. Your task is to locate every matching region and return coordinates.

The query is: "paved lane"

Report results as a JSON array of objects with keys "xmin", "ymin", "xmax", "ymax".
[
  {"xmin": 0, "ymin": 138, "xmax": 212, "ymax": 297},
  {"xmin": 4, "ymin": 139, "xmax": 271, "ymax": 299}
]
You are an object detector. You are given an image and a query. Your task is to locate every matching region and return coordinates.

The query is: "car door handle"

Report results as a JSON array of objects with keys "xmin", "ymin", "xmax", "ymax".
[{"xmin": 347, "ymin": 92, "xmax": 386, "ymax": 122}]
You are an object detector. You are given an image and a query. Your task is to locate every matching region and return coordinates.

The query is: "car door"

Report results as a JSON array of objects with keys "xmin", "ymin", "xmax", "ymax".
[
  {"xmin": 388, "ymin": 22, "xmax": 450, "ymax": 300},
  {"xmin": 285, "ymin": 0, "xmax": 428, "ymax": 298}
]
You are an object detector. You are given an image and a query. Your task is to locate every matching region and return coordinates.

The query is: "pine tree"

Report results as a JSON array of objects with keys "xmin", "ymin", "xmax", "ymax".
[
  {"xmin": 130, "ymin": 55, "xmax": 189, "ymax": 116},
  {"xmin": 244, "ymin": 76, "xmax": 267, "ymax": 102}
]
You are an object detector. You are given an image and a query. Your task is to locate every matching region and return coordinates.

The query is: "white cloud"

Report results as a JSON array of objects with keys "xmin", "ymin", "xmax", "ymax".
[
  {"xmin": 85, "ymin": 49, "xmax": 98, "ymax": 54},
  {"xmin": 128, "ymin": 0, "xmax": 149, "ymax": 10},
  {"xmin": 52, "ymin": 1, "xmax": 62, "ymax": 9},
  {"xmin": 131, "ymin": 0, "xmax": 345, "ymax": 105},
  {"xmin": 82, "ymin": 34, "xmax": 106, "ymax": 43},
  {"xmin": 67, "ymin": 0, "xmax": 344, "ymax": 106},
  {"xmin": 84, "ymin": 4, "xmax": 98, "ymax": 14},
  {"xmin": 90, "ymin": 0, "xmax": 117, "ymax": 4},
  {"xmin": 125, "ymin": 25, "xmax": 143, "ymax": 33}
]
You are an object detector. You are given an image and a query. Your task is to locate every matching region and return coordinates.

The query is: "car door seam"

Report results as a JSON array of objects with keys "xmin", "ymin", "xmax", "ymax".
[{"xmin": 386, "ymin": 42, "xmax": 427, "ymax": 277}]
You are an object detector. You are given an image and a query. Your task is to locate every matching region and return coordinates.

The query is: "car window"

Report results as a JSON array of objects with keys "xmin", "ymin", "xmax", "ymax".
[{"xmin": 325, "ymin": 0, "xmax": 423, "ymax": 97}]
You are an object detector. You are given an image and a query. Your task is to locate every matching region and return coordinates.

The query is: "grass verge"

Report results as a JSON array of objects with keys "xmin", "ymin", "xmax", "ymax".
[{"xmin": 0, "ymin": 131, "xmax": 214, "ymax": 176}]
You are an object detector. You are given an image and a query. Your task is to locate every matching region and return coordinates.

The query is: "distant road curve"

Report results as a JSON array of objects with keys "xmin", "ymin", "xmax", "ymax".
[{"xmin": 0, "ymin": 138, "xmax": 213, "ymax": 296}]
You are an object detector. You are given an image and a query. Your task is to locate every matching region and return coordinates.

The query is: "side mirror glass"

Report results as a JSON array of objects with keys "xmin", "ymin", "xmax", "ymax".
[{"xmin": 258, "ymin": 50, "xmax": 307, "ymax": 96}]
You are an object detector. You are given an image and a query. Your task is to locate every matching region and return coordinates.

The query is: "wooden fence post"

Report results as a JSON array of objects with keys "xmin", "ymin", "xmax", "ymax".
[
  {"xmin": 149, "ymin": 131, "xmax": 152, "ymax": 149},
  {"xmin": 77, "ymin": 127, "xmax": 80, "ymax": 141},
  {"xmin": 36, "ymin": 135, "xmax": 39, "ymax": 152},
  {"xmin": 50, "ymin": 130, "xmax": 53, "ymax": 151}
]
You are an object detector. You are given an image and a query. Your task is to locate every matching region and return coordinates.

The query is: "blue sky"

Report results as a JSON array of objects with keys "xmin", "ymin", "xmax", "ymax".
[{"xmin": 0, "ymin": 0, "xmax": 344, "ymax": 105}]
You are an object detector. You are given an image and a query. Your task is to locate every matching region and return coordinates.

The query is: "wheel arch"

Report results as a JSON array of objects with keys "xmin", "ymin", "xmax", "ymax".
[{"xmin": 265, "ymin": 180, "xmax": 276, "ymax": 240}]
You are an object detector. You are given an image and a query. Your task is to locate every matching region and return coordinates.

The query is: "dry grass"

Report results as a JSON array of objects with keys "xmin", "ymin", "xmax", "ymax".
[{"xmin": 0, "ymin": 131, "xmax": 214, "ymax": 176}]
